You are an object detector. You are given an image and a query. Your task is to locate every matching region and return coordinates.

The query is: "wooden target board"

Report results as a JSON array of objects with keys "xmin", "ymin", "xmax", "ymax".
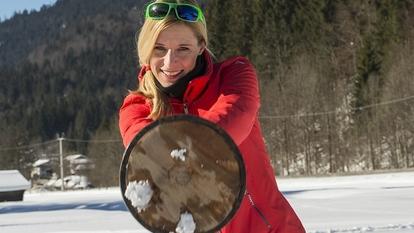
[{"xmin": 119, "ymin": 115, "xmax": 245, "ymax": 233}]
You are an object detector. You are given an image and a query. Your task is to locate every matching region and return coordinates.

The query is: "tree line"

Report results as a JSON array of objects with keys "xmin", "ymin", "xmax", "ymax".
[{"xmin": 205, "ymin": 0, "xmax": 414, "ymax": 175}]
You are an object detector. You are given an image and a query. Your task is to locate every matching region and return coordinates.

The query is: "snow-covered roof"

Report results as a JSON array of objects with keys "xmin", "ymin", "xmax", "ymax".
[
  {"xmin": 66, "ymin": 154, "xmax": 86, "ymax": 161},
  {"xmin": 71, "ymin": 158, "xmax": 91, "ymax": 165},
  {"xmin": 33, "ymin": 159, "xmax": 51, "ymax": 167},
  {"xmin": 0, "ymin": 170, "xmax": 31, "ymax": 192}
]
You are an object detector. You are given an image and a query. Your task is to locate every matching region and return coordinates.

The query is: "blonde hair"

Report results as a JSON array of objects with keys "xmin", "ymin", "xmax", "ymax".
[{"xmin": 134, "ymin": 0, "xmax": 208, "ymax": 120}]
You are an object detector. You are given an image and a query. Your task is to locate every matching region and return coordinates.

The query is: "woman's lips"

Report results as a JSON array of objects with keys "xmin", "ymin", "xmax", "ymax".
[
  {"xmin": 162, "ymin": 70, "xmax": 181, "ymax": 76},
  {"xmin": 161, "ymin": 70, "xmax": 183, "ymax": 80}
]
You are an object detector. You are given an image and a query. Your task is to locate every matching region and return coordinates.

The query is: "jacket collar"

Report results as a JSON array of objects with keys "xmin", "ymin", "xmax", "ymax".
[{"xmin": 182, "ymin": 50, "xmax": 213, "ymax": 103}]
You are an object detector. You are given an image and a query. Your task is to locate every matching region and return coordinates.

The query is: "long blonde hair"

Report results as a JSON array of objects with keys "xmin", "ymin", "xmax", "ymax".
[{"xmin": 134, "ymin": 0, "xmax": 208, "ymax": 120}]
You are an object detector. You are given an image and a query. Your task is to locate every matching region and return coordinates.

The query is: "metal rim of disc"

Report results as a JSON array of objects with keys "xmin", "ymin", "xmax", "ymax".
[{"xmin": 119, "ymin": 115, "xmax": 246, "ymax": 233}]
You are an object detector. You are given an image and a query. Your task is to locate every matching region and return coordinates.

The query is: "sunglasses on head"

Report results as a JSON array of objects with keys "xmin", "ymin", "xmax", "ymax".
[{"xmin": 145, "ymin": 2, "xmax": 205, "ymax": 22}]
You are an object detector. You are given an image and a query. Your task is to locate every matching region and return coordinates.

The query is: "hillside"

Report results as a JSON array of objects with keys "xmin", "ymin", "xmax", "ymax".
[{"xmin": 0, "ymin": 0, "xmax": 147, "ymax": 183}]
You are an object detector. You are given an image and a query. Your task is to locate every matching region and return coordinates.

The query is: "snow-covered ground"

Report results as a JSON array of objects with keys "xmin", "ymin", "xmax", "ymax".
[
  {"xmin": 278, "ymin": 171, "xmax": 414, "ymax": 233},
  {"xmin": 1, "ymin": 171, "xmax": 413, "ymax": 233}
]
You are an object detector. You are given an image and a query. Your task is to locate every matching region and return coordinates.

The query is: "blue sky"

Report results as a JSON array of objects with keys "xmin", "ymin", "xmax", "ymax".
[{"xmin": 0, "ymin": 0, "xmax": 57, "ymax": 21}]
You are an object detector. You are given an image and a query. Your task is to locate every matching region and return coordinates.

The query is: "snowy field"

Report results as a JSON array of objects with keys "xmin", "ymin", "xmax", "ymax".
[{"xmin": 1, "ymin": 171, "xmax": 414, "ymax": 233}]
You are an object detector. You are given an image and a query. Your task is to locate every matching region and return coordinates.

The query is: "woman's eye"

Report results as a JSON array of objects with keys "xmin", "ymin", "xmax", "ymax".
[
  {"xmin": 176, "ymin": 47, "xmax": 191, "ymax": 55},
  {"xmin": 154, "ymin": 46, "xmax": 166, "ymax": 51},
  {"xmin": 153, "ymin": 46, "xmax": 167, "ymax": 56}
]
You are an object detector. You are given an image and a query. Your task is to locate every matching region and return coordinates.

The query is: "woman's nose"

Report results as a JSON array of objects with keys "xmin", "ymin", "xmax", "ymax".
[{"xmin": 163, "ymin": 49, "xmax": 177, "ymax": 66}]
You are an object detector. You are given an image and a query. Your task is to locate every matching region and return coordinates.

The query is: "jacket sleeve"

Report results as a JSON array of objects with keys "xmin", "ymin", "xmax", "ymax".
[
  {"xmin": 119, "ymin": 94, "xmax": 153, "ymax": 147},
  {"xmin": 200, "ymin": 57, "xmax": 260, "ymax": 145}
]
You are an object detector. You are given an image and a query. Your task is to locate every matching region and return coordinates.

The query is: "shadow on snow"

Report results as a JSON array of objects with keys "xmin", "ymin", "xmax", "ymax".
[{"xmin": 0, "ymin": 200, "xmax": 127, "ymax": 214}]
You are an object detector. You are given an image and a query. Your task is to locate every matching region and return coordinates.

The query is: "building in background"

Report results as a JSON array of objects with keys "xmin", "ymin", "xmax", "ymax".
[
  {"xmin": 31, "ymin": 158, "xmax": 53, "ymax": 180},
  {"xmin": 43, "ymin": 154, "xmax": 95, "ymax": 190},
  {"xmin": 65, "ymin": 154, "xmax": 95, "ymax": 175},
  {"xmin": 0, "ymin": 170, "xmax": 31, "ymax": 202},
  {"xmin": 30, "ymin": 154, "xmax": 95, "ymax": 190}
]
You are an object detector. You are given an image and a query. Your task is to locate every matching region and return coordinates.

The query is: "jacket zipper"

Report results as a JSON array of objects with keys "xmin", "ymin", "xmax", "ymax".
[
  {"xmin": 183, "ymin": 103, "xmax": 189, "ymax": 114},
  {"xmin": 246, "ymin": 192, "xmax": 272, "ymax": 229}
]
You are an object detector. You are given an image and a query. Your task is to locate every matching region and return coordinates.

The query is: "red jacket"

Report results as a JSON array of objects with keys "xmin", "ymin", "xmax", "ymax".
[{"xmin": 119, "ymin": 51, "xmax": 305, "ymax": 233}]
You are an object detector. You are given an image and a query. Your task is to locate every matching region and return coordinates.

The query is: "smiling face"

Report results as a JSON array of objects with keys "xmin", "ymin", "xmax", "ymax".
[{"xmin": 150, "ymin": 23, "xmax": 205, "ymax": 87}]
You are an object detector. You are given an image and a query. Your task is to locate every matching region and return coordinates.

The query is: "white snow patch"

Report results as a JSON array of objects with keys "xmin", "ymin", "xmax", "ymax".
[
  {"xmin": 0, "ymin": 170, "xmax": 31, "ymax": 192},
  {"xmin": 308, "ymin": 222, "xmax": 414, "ymax": 233},
  {"xmin": 175, "ymin": 212, "xmax": 196, "ymax": 233},
  {"xmin": 124, "ymin": 180, "xmax": 153, "ymax": 213},
  {"xmin": 171, "ymin": 148, "xmax": 187, "ymax": 162}
]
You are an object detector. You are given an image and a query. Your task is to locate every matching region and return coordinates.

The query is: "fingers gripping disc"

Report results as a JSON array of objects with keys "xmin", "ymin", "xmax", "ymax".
[{"xmin": 119, "ymin": 115, "xmax": 246, "ymax": 233}]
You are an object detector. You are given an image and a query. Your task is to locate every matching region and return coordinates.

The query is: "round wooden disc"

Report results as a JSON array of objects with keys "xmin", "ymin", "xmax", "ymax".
[{"xmin": 120, "ymin": 115, "xmax": 245, "ymax": 233}]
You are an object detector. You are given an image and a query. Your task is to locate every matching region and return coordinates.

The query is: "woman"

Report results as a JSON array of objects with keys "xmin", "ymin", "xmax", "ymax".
[{"xmin": 119, "ymin": 0, "xmax": 305, "ymax": 232}]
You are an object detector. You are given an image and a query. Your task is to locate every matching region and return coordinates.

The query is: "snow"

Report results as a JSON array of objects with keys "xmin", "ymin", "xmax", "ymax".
[
  {"xmin": 0, "ymin": 170, "xmax": 31, "ymax": 192},
  {"xmin": 171, "ymin": 148, "xmax": 187, "ymax": 162},
  {"xmin": 175, "ymin": 212, "xmax": 196, "ymax": 233},
  {"xmin": 277, "ymin": 171, "xmax": 414, "ymax": 233},
  {"xmin": 1, "ymin": 171, "xmax": 414, "ymax": 233},
  {"xmin": 33, "ymin": 159, "xmax": 51, "ymax": 167},
  {"xmin": 66, "ymin": 154, "xmax": 87, "ymax": 161},
  {"xmin": 124, "ymin": 180, "xmax": 153, "ymax": 213},
  {"xmin": 44, "ymin": 175, "xmax": 92, "ymax": 190}
]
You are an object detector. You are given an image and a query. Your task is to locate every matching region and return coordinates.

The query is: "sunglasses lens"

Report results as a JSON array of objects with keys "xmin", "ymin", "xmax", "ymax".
[
  {"xmin": 176, "ymin": 5, "xmax": 199, "ymax": 21},
  {"xmin": 148, "ymin": 3, "xmax": 169, "ymax": 18}
]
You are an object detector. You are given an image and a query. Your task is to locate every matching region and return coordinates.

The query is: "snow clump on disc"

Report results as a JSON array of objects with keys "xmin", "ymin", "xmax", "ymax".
[
  {"xmin": 175, "ymin": 211, "xmax": 196, "ymax": 233},
  {"xmin": 124, "ymin": 180, "xmax": 153, "ymax": 213},
  {"xmin": 171, "ymin": 148, "xmax": 187, "ymax": 162}
]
